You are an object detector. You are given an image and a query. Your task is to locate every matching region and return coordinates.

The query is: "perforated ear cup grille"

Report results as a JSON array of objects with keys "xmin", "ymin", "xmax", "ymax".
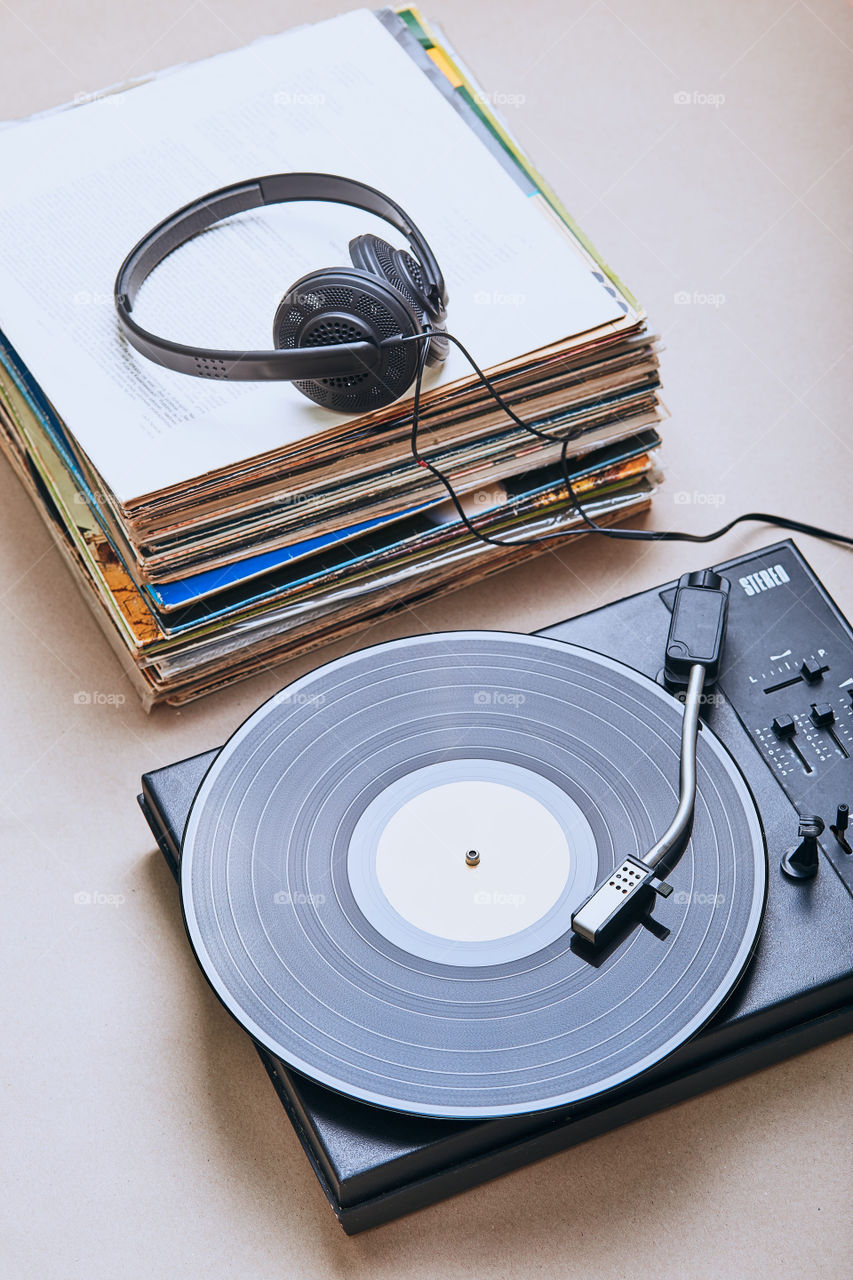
[
  {"xmin": 348, "ymin": 234, "xmax": 447, "ymax": 372},
  {"xmin": 368, "ymin": 237, "xmax": 421, "ymax": 313},
  {"xmin": 391, "ymin": 248, "xmax": 447, "ymax": 367},
  {"xmin": 404, "ymin": 253, "xmax": 425, "ymax": 291},
  {"xmin": 302, "ymin": 318, "xmax": 364, "ymax": 345},
  {"xmin": 349, "ymin": 233, "xmax": 430, "ymax": 314},
  {"xmin": 350, "ymin": 290, "xmax": 401, "ymax": 339},
  {"xmin": 299, "ymin": 315, "xmax": 370, "ymax": 392},
  {"xmin": 273, "ymin": 269, "xmax": 421, "ymax": 412}
]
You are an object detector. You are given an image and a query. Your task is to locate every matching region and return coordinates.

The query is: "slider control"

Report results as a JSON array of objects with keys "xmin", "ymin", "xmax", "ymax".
[
  {"xmin": 810, "ymin": 703, "xmax": 848, "ymax": 757},
  {"xmin": 771, "ymin": 713, "xmax": 812, "ymax": 774},
  {"xmin": 772, "ymin": 714, "xmax": 796, "ymax": 738},
  {"xmin": 801, "ymin": 658, "xmax": 828, "ymax": 683}
]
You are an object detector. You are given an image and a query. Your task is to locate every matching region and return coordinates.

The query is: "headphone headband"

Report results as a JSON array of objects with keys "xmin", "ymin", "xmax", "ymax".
[{"xmin": 114, "ymin": 173, "xmax": 447, "ymax": 382}]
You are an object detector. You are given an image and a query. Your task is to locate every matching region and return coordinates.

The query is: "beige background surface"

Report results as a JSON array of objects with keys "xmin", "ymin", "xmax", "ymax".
[{"xmin": 1, "ymin": 1, "xmax": 852, "ymax": 1276}]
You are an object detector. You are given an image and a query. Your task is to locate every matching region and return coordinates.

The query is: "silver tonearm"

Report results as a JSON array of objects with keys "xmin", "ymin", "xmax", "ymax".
[{"xmin": 571, "ymin": 571, "xmax": 730, "ymax": 947}]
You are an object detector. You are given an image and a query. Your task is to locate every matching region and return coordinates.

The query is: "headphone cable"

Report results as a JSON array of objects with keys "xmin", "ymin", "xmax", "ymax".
[{"xmin": 401, "ymin": 330, "xmax": 853, "ymax": 551}]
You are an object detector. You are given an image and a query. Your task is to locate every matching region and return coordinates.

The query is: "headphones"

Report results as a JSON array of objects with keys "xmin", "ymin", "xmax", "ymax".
[{"xmin": 114, "ymin": 172, "xmax": 449, "ymax": 413}]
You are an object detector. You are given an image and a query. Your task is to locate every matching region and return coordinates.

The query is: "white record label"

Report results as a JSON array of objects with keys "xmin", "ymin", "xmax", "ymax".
[
  {"xmin": 375, "ymin": 779, "xmax": 569, "ymax": 942},
  {"xmin": 347, "ymin": 757, "xmax": 599, "ymax": 966}
]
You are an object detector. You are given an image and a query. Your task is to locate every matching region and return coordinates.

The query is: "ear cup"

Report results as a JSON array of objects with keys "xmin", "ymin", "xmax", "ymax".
[
  {"xmin": 349, "ymin": 233, "xmax": 447, "ymax": 367},
  {"xmin": 390, "ymin": 245, "xmax": 447, "ymax": 324},
  {"xmin": 273, "ymin": 268, "xmax": 422, "ymax": 412}
]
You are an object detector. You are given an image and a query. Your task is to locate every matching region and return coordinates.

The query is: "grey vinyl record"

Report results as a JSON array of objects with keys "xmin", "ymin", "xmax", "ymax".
[{"xmin": 180, "ymin": 632, "xmax": 766, "ymax": 1119}]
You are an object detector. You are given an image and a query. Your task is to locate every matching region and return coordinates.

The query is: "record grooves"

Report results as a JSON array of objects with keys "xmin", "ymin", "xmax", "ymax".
[{"xmin": 180, "ymin": 631, "xmax": 766, "ymax": 1119}]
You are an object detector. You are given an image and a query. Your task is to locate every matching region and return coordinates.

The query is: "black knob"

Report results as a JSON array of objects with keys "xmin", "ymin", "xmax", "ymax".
[
  {"xmin": 831, "ymin": 804, "xmax": 852, "ymax": 855},
  {"xmin": 781, "ymin": 814, "xmax": 824, "ymax": 880},
  {"xmin": 810, "ymin": 702, "xmax": 835, "ymax": 728},
  {"xmin": 801, "ymin": 658, "xmax": 827, "ymax": 683},
  {"xmin": 772, "ymin": 714, "xmax": 796, "ymax": 739}
]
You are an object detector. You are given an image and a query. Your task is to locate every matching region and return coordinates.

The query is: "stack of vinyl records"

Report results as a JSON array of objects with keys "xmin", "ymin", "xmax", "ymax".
[{"xmin": 0, "ymin": 7, "xmax": 663, "ymax": 707}]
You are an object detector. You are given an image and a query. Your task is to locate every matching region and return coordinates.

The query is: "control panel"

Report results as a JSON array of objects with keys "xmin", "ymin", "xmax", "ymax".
[{"xmin": 666, "ymin": 542, "xmax": 853, "ymax": 893}]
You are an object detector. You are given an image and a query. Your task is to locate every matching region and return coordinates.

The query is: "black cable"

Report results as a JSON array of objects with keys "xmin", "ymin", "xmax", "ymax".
[
  {"xmin": 401, "ymin": 329, "xmax": 853, "ymax": 551},
  {"xmin": 410, "ymin": 333, "xmax": 518, "ymax": 548}
]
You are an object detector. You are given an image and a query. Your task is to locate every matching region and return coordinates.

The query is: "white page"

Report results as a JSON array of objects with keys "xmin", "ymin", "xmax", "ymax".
[{"xmin": 0, "ymin": 9, "xmax": 624, "ymax": 504}]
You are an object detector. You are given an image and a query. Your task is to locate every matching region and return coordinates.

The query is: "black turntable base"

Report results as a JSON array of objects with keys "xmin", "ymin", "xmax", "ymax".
[{"xmin": 139, "ymin": 540, "xmax": 853, "ymax": 1232}]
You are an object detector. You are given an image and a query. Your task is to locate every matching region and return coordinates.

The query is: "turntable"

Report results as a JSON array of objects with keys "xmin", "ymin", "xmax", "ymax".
[{"xmin": 139, "ymin": 539, "xmax": 853, "ymax": 1232}]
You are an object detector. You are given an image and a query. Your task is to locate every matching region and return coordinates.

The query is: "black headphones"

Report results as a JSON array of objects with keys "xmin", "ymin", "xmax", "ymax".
[{"xmin": 114, "ymin": 172, "xmax": 449, "ymax": 413}]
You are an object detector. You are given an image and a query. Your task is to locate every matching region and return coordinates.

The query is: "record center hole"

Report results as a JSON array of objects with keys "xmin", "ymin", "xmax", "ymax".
[{"xmin": 465, "ymin": 849, "xmax": 481, "ymax": 868}]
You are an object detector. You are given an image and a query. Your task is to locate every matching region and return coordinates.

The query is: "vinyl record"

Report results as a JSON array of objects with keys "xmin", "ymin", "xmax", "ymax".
[{"xmin": 180, "ymin": 632, "xmax": 766, "ymax": 1119}]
